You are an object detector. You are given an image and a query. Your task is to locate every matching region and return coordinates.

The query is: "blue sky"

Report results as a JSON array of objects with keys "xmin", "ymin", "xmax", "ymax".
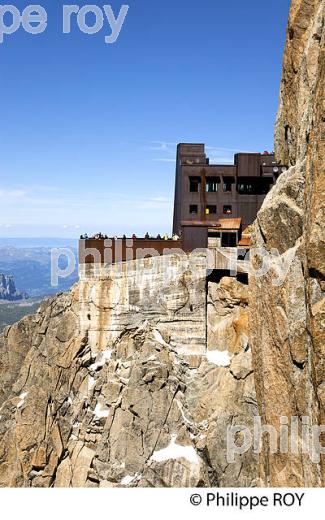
[{"xmin": 0, "ymin": 0, "xmax": 291, "ymax": 238}]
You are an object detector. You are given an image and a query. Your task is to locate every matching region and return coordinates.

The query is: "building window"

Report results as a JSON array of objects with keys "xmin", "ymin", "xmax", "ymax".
[
  {"xmin": 237, "ymin": 182, "xmax": 254, "ymax": 194},
  {"xmin": 223, "ymin": 205, "xmax": 232, "ymax": 215},
  {"xmin": 221, "ymin": 232, "xmax": 237, "ymax": 247},
  {"xmin": 205, "ymin": 205, "xmax": 217, "ymax": 215},
  {"xmin": 223, "ymin": 176, "xmax": 235, "ymax": 192},
  {"xmin": 237, "ymin": 178, "xmax": 272, "ymax": 195},
  {"xmin": 206, "ymin": 177, "xmax": 219, "ymax": 192},
  {"xmin": 189, "ymin": 176, "xmax": 201, "ymax": 192},
  {"xmin": 189, "ymin": 205, "xmax": 198, "ymax": 214}
]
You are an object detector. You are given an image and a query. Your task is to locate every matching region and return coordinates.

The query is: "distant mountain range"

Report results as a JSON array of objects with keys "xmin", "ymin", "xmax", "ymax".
[
  {"xmin": 0, "ymin": 238, "xmax": 79, "ymax": 298},
  {"xmin": 0, "ymin": 237, "xmax": 78, "ymax": 248}
]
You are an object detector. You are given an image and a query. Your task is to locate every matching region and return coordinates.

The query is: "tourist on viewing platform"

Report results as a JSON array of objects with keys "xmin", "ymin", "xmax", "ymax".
[
  {"xmin": 132, "ymin": 233, "xmax": 137, "ymax": 239},
  {"xmin": 93, "ymin": 232, "xmax": 106, "ymax": 239},
  {"xmin": 172, "ymin": 234, "xmax": 179, "ymax": 241},
  {"xmin": 157, "ymin": 234, "xmax": 162, "ymax": 239},
  {"xmin": 145, "ymin": 232, "xmax": 150, "ymax": 239},
  {"xmin": 122, "ymin": 234, "xmax": 127, "ymax": 240},
  {"xmin": 163, "ymin": 233, "xmax": 169, "ymax": 240}
]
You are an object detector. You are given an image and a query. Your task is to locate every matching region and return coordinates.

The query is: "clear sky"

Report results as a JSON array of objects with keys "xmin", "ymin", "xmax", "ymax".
[{"xmin": 0, "ymin": 0, "xmax": 291, "ymax": 238}]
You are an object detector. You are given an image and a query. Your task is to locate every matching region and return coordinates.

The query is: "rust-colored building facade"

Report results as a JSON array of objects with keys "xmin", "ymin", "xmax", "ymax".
[
  {"xmin": 173, "ymin": 143, "xmax": 287, "ymax": 248},
  {"xmin": 79, "ymin": 143, "xmax": 287, "ymax": 265}
]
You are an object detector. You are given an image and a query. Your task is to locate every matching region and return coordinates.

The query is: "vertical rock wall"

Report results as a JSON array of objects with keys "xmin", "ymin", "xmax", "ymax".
[
  {"xmin": 250, "ymin": 0, "xmax": 324, "ymax": 486},
  {"xmin": 78, "ymin": 254, "xmax": 207, "ymax": 358}
]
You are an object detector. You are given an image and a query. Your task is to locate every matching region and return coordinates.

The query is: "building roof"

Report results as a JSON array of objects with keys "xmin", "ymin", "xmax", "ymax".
[
  {"xmin": 238, "ymin": 235, "xmax": 252, "ymax": 247},
  {"xmin": 181, "ymin": 218, "xmax": 242, "ymax": 230}
]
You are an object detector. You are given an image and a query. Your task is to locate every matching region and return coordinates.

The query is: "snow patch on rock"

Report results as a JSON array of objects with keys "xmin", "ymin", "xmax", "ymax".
[
  {"xmin": 206, "ymin": 349, "xmax": 232, "ymax": 367},
  {"xmin": 153, "ymin": 329, "xmax": 170, "ymax": 347},
  {"xmin": 88, "ymin": 376, "xmax": 95, "ymax": 391},
  {"xmin": 121, "ymin": 473, "xmax": 140, "ymax": 485},
  {"xmin": 17, "ymin": 392, "xmax": 28, "ymax": 409},
  {"xmin": 150, "ymin": 434, "xmax": 199, "ymax": 465},
  {"xmin": 93, "ymin": 402, "xmax": 109, "ymax": 419},
  {"xmin": 176, "ymin": 399, "xmax": 193, "ymax": 426},
  {"xmin": 90, "ymin": 349, "xmax": 112, "ymax": 371}
]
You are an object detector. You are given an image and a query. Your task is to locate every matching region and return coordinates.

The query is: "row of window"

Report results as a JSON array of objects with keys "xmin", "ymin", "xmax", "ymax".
[
  {"xmin": 189, "ymin": 176, "xmax": 233, "ymax": 193},
  {"xmin": 189, "ymin": 205, "xmax": 232, "ymax": 215},
  {"xmin": 189, "ymin": 177, "xmax": 272, "ymax": 194},
  {"xmin": 237, "ymin": 183, "xmax": 271, "ymax": 195}
]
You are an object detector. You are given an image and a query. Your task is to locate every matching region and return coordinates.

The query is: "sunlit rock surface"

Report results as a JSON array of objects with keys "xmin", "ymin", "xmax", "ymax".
[
  {"xmin": 250, "ymin": 0, "xmax": 325, "ymax": 487},
  {"xmin": 0, "ymin": 254, "xmax": 256, "ymax": 487}
]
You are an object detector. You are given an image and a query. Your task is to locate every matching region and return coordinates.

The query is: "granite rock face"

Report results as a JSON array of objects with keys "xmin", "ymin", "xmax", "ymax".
[
  {"xmin": 250, "ymin": 0, "xmax": 325, "ymax": 486},
  {"xmin": 0, "ymin": 254, "xmax": 256, "ymax": 487},
  {"xmin": 78, "ymin": 255, "xmax": 207, "ymax": 358}
]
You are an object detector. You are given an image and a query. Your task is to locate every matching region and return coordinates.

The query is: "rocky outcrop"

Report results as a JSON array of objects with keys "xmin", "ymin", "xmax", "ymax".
[
  {"xmin": 0, "ymin": 253, "xmax": 256, "ymax": 487},
  {"xmin": 250, "ymin": 0, "xmax": 325, "ymax": 486},
  {"xmin": 206, "ymin": 277, "xmax": 257, "ymax": 486},
  {"xmin": 0, "ymin": 275, "xmax": 28, "ymax": 301}
]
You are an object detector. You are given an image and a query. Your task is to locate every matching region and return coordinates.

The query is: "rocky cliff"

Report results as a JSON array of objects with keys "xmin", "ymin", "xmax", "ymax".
[
  {"xmin": 250, "ymin": 0, "xmax": 324, "ymax": 486},
  {"xmin": 0, "ymin": 255, "xmax": 256, "ymax": 487},
  {"xmin": 0, "ymin": 274, "xmax": 27, "ymax": 301}
]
